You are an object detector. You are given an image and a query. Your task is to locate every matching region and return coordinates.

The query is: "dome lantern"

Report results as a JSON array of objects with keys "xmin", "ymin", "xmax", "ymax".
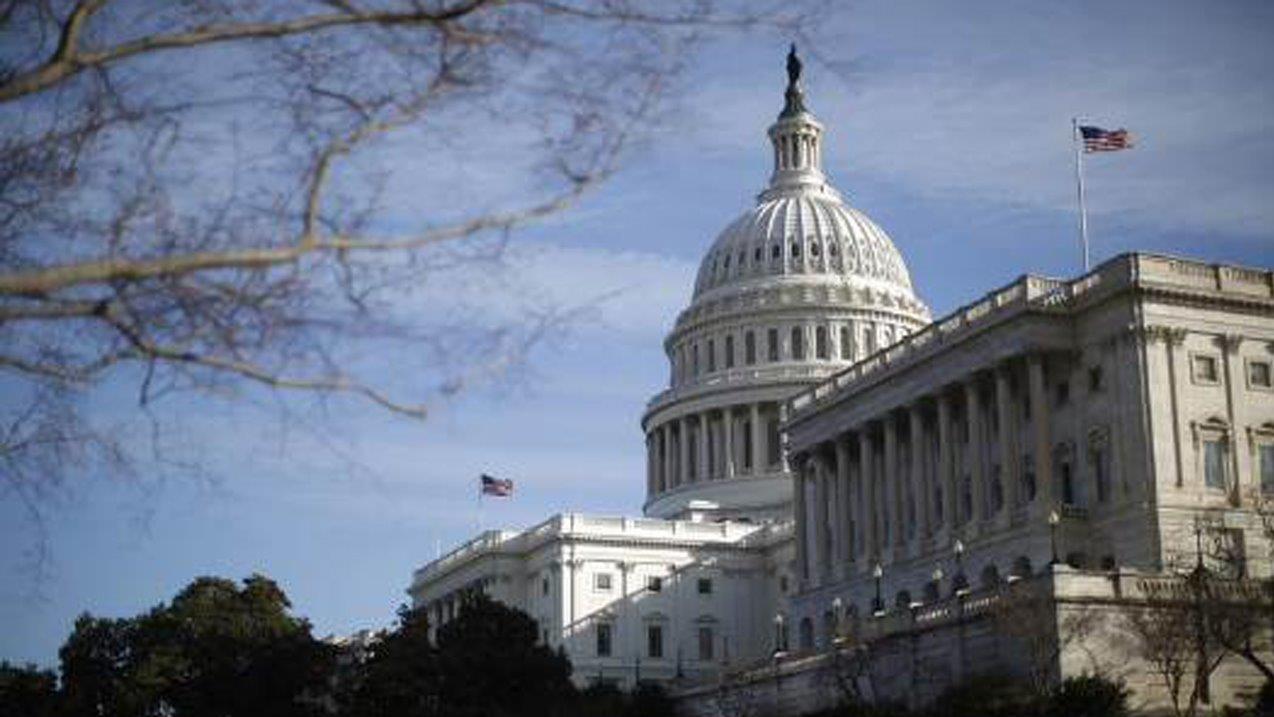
[{"xmin": 763, "ymin": 44, "xmax": 831, "ymax": 202}]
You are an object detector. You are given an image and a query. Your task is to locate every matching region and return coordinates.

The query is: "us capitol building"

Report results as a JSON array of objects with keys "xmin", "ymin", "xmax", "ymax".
[{"xmin": 408, "ymin": 49, "xmax": 1274, "ymax": 714}]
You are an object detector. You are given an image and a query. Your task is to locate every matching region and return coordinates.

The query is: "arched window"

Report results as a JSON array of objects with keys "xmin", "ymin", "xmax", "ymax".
[
  {"xmin": 755, "ymin": 247, "xmax": 763, "ymax": 262},
  {"xmin": 707, "ymin": 339, "xmax": 716, "ymax": 372},
  {"xmin": 767, "ymin": 329, "xmax": 779, "ymax": 362},
  {"xmin": 839, "ymin": 326, "xmax": 852, "ymax": 360},
  {"xmin": 1012, "ymin": 556, "xmax": 1033, "ymax": 579},
  {"xmin": 771, "ymin": 244, "xmax": 781, "ymax": 260},
  {"xmin": 745, "ymin": 331, "xmax": 756, "ymax": 365},
  {"xmin": 791, "ymin": 242, "xmax": 801, "ymax": 258},
  {"xmin": 791, "ymin": 327, "xmax": 805, "ymax": 360},
  {"xmin": 815, "ymin": 326, "xmax": 828, "ymax": 359},
  {"xmin": 692, "ymin": 344, "xmax": 700, "ymax": 376},
  {"xmin": 798, "ymin": 617, "xmax": 814, "ymax": 651},
  {"xmin": 923, "ymin": 581, "xmax": 940, "ymax": 603},
  {"xmin": 724, "ymin": 335, "xmax": 735, "ymax": 369}
]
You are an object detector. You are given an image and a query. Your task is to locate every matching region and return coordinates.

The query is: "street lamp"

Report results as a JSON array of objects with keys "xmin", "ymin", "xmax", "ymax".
[
  {"xmin": 953, "ymin": 540, "xmax": 968, "ymax": 596},
  {"xmin": 1048, "ymin": 509, "xmax": 1061, "ymax": 566},
  {"xmin": 872, "ymin": 562, "xmax": 884, "ymax": 616},
  {"xmin": 772, "ymin": 613, "xmax": 786, "ymax": 656},
  {"xmin": 931, "ymin": 566, "xmax": 944, "ymax": 601},
  {"xmin": 831, "ymin": 596, "xmax": 843, "ymax": 642}
]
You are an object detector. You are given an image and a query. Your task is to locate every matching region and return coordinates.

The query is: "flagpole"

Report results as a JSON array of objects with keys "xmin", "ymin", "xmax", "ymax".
[
  {"xmin": 476, "ymin": 479, "xmax": 484, "ymax": 533},
  {"xmin": 1072, "ymin": 117, "xmax": 1090, "ymax": 271}
]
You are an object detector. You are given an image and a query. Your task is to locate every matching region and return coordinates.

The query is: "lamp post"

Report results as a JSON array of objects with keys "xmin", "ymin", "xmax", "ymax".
[
  {"xmin": 1048, "ymin": 509, "xmax": 1061, "ymax": 566},
  {"xmin": 953, "ymin": 539, "xmax": 967, "ymax": 596},
  {"xmin": 831, "ymin": 596, "xmax": 843, "ymax": 643},
  {"xmin": 931, "ymin": 566, "xmax": 944, "ymax": 601},
  {"xmin": 773, "ymin": 613, "xmax": 786, "ymax": 656},
  {"xmin": 872, "ymin": 562, "xmax": 884, "ymax": 616}
]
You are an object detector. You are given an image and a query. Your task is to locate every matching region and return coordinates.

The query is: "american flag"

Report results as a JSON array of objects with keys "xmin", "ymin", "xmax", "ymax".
[
  {"xmin": 480, "ymin": 474, "xmax": 514, "ymax": 497},
  {"xmin": 1079, "ymin": 125, "xmax": 1134, "ymax": 153}
]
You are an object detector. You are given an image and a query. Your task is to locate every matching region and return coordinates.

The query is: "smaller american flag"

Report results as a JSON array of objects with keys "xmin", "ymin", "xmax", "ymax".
[
  {"xmin": 1079, "ymin": 125, "xmax": 1134, "ymax": 153},
  {"xmin": 480, "ymin": 473, "xmax": 514, "ymax": 497}
]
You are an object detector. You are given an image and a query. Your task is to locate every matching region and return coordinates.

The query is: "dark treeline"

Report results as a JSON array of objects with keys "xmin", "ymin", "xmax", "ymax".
[{"xmin": 0, "ymin": 574, "xmax": 674, "ymax": 717}]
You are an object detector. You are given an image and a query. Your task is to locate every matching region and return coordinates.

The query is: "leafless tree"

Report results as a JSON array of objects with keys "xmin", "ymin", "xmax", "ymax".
[
  {"xmin": 990, "ymin": 578, "xmax": 1102, "ymax": 698},
  {"xmin": 0, "ymin": 1, "xmax": 819, "ymax": 535}
]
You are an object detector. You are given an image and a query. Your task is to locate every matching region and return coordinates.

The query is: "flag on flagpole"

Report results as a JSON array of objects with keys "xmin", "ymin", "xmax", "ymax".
[
  {"xmin": 480, "ymin": 473, "xmax": 514, "ymax": 497},
  {"xmin": 1079, "ymin": 125, "xmax": 1134, "ymax": 153}
]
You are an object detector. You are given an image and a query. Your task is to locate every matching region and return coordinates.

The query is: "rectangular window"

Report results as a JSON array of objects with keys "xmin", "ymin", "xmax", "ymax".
[
  {"xmin": 767, "ymin": 329, "xmax": 779, "ymax": 362},
  {"xmin": 594, "ymin": 573, "xmax": 612, "ymax": 592},
  {"xmin": 697, "ymin": 577, "xmax": 713, "ymax": 595},
  {"xmin": 707, "ymin": 340, "xmax": 716, "ymax": 372},
  {"xmin": 1093, "ymin": 449, "xmax": 1109, "ymax": 502},
  {"xmin": 815, "ymin": 326, "xmax": 829, "ymax": 359},
  {"xmin": 1250, "ymin": 361, "xmax": 1272, "ymax": 389},
  {"xmin": 1055, "ymin": 381, "xmax": 1070, "ymax": 407},
  {"xmin": 647, "ymin": 624, "xmax": 663, "ymax": 658},
  {"xmin": 1193, "ymin": 355, "xmax": 1219, "ymax": 383},
  {"xmin": 646, "ymin": 576, "xmax": 663, "ymax": 593},
  {"xmin": 791, "ymin": 327, "xmax": 805, "ymax": 360},
  {"xmin": 698, "ymin": 627, "xmax": 714, "ymax": 661},
  {"xmin": 597, "ymin": 623, "xmax": 612, "ymax": 657},
  {"xmin": 1261, "ymin": 445, "xmax": 1274, "ymax": 494},
  {"xmin": 840, "ymin": 326, "xmax": 852, "ymax": 360},
  {"xmin": 692, "ymin": 344, "xmax": 700, "ymax": 376},
  {"xmin": 745, "ymin": 331, "xmax": 756, "ymax": 365},
  {"xmin": 1204, "ymin": 439, "xmax": 1227, "ymax": 489},
  {"xmin": 725, "ymin": 335, "xmax": 735, "ymax": 369},
  {"xmin": 1060, "ymin": 462, "xmax": 1075, "ymax": 506}
]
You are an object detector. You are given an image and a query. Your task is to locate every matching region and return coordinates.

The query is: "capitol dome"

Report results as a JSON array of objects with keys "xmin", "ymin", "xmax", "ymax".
[
  {"xmin": 693, "ymin": 193, "xmax": 918, "ymax": 301},
  {"xmin": 641, "ymin": 46, "xmax": 931, "ymax": 522}
]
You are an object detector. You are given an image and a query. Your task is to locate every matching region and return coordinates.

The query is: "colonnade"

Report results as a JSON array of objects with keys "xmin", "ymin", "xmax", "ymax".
[
  {"xmin": 793, "ymin": 355, "xmax": 1058, "ymax": 589},
  {"xmin": 646, "ymin": 401, "xmax": 784, "ymax": 496}
]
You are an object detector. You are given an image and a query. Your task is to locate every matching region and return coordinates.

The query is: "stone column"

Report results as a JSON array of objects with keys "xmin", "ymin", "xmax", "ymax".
[
  {"xmin": 667, "ymin": 425, "xmax": 677, "ymax": 494},
  {"xmin": 794, "ymin": 464, "xmax": 809, "ymax": 586},
  {"xmin": 964, "ymin": 379, "xmax": 986, "ymax": 529},
  {"xmin": 883, "ymin": 415, "xmax": 900, "ymax": 559},
  {"xmin": 909, "ymin": 403, "xmax": 927, "ymax": 543},
  {"xmin": 835, "ymin": 437, "xmax": 853, "ymax": 577},
  {"xmin": 679, "ymin": 416, "xmax": 691, "ymax": 488},
  {"xmin": 646, "ymin": 433, "xmax": 655, "ymax": 495},
  {"xmin": 937, "ymin": 392, "xmax": 955, "ymax": 545},
  {"xmin": 724, "ymin": 406, "xmax": 736, "ymax": 479},
  {"xmin": 859, "ymin": 428, "xmax": 876, "ymax": 562},
  {"xmin": 812, "ymin": 458, "xmax": 828, "ymax": 584},
  {"xmin": 698, "ymin": 412, "xmax": 710, "ymax": 483},
  {"xmin": 756, "ymin": 403, "xmax": 770, "ymax": 472},
  {"xmin": 751, "ymin": 403, "xmax": 763, "ymax": 475},
  {"xmin": 1220, "ymin": 334, "xmax": 1246, "ymax": 504},
  {"xmin": 995, "ymin": 364, "xmax": 1019, "ymax": 520},
  {"xmin": 1028, "ymin": 355, "xmax": 1054, "ymax": 513}
]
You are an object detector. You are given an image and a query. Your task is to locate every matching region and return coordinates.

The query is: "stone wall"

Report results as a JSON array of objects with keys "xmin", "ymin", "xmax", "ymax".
[{"xmin": 673, "ymin": 568, "xmax": 1272, "ymax": 716}]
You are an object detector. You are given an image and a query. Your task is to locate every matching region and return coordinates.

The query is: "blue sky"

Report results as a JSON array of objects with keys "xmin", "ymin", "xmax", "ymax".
[{"xmin": 3, "ymin": 0, "xmax": 1273, "ymax": 667}]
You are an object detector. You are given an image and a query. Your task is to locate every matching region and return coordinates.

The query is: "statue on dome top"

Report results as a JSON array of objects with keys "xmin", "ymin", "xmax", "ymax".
[
  {"xmin": 780, "ymin": 44, "xmax": 807, "ymax": 118},
  {"xmin": 786, "ymin": 43, "xmax": 802, "ymax": 88}
]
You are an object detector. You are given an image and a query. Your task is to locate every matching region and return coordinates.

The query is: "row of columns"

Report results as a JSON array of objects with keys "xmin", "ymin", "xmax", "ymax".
[
  {"xmin": 647, "ymin": 402, "xmax": 779, "ymax": 496},
  {"xmin": 795, "ymin": 355, "xmax": 1057, "ymax": 588}
]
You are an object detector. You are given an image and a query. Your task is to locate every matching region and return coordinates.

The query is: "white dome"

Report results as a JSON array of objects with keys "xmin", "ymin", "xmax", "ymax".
[{"xmin": 693, "ymin": 192, "xmax": 916, "ymax": 300}]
